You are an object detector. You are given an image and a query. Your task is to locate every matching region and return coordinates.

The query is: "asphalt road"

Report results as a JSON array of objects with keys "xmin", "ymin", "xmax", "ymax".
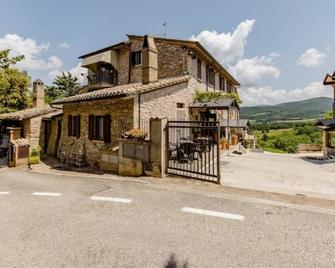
[{"xmin": 0, "ymin": 168, "xmax": 334, "ymax": 267}]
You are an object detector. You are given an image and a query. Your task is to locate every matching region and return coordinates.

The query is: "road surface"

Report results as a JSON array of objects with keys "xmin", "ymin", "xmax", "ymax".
[{"xmin": 0, "ymin": 168, "xmax": 334, "ymax": 267}]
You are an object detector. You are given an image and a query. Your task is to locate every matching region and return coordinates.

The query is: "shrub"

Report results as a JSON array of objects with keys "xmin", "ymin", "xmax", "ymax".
[
  {"xmin": 194, "ymin": 90, "xmax": 242, "ymax": 104},
  {"xmin": 29, "ymin": 145, "xmax": 41, "ymax": 165}
]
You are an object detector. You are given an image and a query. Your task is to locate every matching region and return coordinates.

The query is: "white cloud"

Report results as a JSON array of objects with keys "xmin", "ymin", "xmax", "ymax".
[
  {"xmin": 229, "ymin": 55, "xmax": 280, "ymax": 87},
  {"xmin": 59, "ymin": 42, "xmax": 70, "ymax": 49},
  {"xmin": 47, "ymin": 62, "xmax": 87, "ymax": 86},
  {"xmin": 240, "ymin": 82, "xmax": 332, "ymax": 106},
  {"xmin": 191, "ymin": 19, "xmax": 255, "ymax": 65},
  {"xmin": 0, "ymin": 33, "xmax": 63, "ymax": 72},
  {"xmin": 191, "ymin": 20, "xmax": 280, "ymax": 87},
  {"xmin": 69, "ymin": 62, "xmax": 87, "ymax": 86},
  {"xmin": 297, "ymin": 48, "xmax": 326, "ymax": 67}
]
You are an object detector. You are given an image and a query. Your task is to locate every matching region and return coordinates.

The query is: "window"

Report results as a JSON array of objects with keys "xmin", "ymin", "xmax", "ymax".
[
  {"xmin": 177, "ymin": 103, "xmax": 185, "ymax": 108},
  {"xmin": 207, "ymin": 68, "xmax": 215, "ymax": 86},
  {"xmin": 68, "ymin": 115, "xmax": 80, "ymax": 138},
  {"xmin": 197, "ymin": 58, "xmax": 202, "ymax": 79},
  {"xmin": 227, "ymin": 81, "xmax": 231, "ymax": 93},
  {"xmin": 131, "ymin": 51, "xmax": 142, "ymax": 65},
  {"xmin": 88, "ymin": 115, "xmax": 111, "ymax": 143},
  {"xmin": 219, "ymin": 76, "xmax": 225, "ymax": 91}
]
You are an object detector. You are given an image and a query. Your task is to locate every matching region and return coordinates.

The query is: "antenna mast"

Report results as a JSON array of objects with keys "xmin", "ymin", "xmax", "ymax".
[{"xmin": 163, "ymin": 22, "xmax": 167, "ymax": 37}]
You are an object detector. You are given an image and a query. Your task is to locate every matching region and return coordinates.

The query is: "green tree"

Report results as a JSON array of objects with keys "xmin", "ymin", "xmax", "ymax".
[
  {"xmin": 55, "ymin": 72, "xmax": 79, "ymax": 96},
  {"xmin": 324, "ymin": 112, "xmax": 334, "ymax": 120},
  {"xmin": 0, "ymin": 49, "xmax": 31, "ymax": 113},
  {"xmin": 45, "ymin": 85, "xmax": 64, "ymax": 104}
]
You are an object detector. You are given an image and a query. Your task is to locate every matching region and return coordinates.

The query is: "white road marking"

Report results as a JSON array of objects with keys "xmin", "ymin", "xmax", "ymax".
[
  {"xmin": 181, "ymin": 207, "xmax": 245, "ymax": 221},
  {"xmin": 90, "ymin": 196, "xmax": 132, "ymax": 203},
  {"xmin": 0, "ymin": 191, "xmax": 10, "ymax": 195},
  {"xmin": 32, "ymin": 192, "xmax": 62, "ymax": 197}
]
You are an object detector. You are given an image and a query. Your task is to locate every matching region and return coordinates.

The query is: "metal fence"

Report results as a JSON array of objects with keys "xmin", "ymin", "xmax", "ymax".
[{"xmin": 166, "ymin": 121, "xmax": 220, "ymax": 184}]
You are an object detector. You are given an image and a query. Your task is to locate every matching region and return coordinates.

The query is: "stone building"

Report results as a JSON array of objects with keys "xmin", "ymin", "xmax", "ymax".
[
  {"xmin": 0, "ymin": 79, "xmax": 62, "ymax": 167},
  {"xmin": 52, "ymin": 34, "xmax": 246, "ymax": 168},
  {"xmin": 316, "ymin": 71, "xmax": 335, "ymax": 157}
]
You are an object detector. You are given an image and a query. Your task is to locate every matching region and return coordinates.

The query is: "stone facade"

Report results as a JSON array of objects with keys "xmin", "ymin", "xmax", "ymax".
[
  {"xmin": 56, "ymin": 35, "xmax": 242, "ymax": 169},
  {"xmin": 58, "ymin": 98, "xmax": 133, "ymax": 167}
]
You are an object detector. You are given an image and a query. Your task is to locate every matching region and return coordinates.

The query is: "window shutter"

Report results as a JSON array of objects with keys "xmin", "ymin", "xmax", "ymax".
[
  {"xmin": 76, "ymin": 115, "xmax": 81, "ymax": 138},
  {"xmin": 103, "ymin": 115, "xmax": 111, "ymax": 143},
  {"xmin": 88, "ymin": 115, "xmax": 94, "ymax": 140},
  {"xmin": 68, "ymin": 115, "xmax": 73, "ymax": 136}
]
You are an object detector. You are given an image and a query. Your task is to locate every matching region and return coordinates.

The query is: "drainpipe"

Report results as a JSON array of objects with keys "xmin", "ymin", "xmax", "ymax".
[
  {"xmin": 127, "ymin": 44, "xmax": 131, "ymax": 83},
  {"xmin": 333, "ymin": 85, "xmax": 335, "ymax": 119},
  {"xmin": 138, "ymin": 93, "xmax": 141, "ymax": 129},
  {"xmin": 227, "ymin": 106, "xmax": 230, "ymax": 156}
]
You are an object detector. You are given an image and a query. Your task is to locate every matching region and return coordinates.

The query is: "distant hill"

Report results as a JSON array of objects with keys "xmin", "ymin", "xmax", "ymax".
[{"xmin": 240, "ymin": 97, "xmax": 333, "ymax": 122}]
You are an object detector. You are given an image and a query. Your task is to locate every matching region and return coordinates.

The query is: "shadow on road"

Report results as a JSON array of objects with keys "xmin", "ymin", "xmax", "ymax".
[{"xmin": 164, "ymin": 254, "xmax": 188, "ymax": 268}]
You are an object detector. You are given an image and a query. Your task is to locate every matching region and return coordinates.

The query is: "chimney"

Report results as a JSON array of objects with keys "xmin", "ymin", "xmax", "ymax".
[
  {"xmin": 33, "ymin": 79, "xmax": 45, "ymax": 108},
  {"xmin": 142, "ymin": 35, "xmax": 158, "ymax": 84}
]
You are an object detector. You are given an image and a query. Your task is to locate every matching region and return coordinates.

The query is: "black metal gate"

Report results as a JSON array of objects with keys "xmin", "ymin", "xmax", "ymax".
[{"xmin": 166, "ymin": 121, "xmax": 220, "ymax": 184}]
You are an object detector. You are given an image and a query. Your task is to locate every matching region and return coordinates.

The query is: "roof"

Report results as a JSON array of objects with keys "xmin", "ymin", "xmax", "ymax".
[
  {"xmin": 189, "ymin": 98, "xmax": 239, "ymax": 109},
  {"xmin": 52, "ymin": 75, "xmax": 190, "ymax": 105},
  {"xmin": 316, "ymin": 119, "xmax": 335, "ymax": 131},
  {"xmin": 323, "ymin": 72, "xmax": 335, "ymax": 85},
  {"xmin": 0, "ymin": 106, "xmax": 60, "ymax": 121},
  {"xmin": 78, "ymin": 34, "xmax": 240, "ymax": 87},
  {"xmin": 42, "ymin": 109, "xmax": 63, "ymax": 120},
  {"xmin": 220, "ymin": 119, "xmax": 249, "ymax": 128}
]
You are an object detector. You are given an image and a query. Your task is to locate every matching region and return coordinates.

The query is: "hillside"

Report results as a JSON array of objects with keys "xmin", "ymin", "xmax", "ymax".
[{"xmin": 240, "ymin": 97, "xmax": 333, "ymax": 122}]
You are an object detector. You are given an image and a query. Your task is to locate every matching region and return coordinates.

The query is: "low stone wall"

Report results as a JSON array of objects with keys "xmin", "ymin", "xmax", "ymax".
[{"xmin": 297, "ymin": 144, "xmax": 322, "ymax": 153}]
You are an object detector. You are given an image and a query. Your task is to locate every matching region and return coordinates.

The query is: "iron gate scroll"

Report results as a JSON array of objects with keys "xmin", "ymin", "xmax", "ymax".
[{"xmin": 166, "ymin": 121, "xmax": 220, "ymax": 184}]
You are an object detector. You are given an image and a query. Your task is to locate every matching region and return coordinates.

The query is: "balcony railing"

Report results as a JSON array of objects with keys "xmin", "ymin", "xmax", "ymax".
[{"xmin": 88, "ymin": 70, "xmax": 114, "ymax": 85}]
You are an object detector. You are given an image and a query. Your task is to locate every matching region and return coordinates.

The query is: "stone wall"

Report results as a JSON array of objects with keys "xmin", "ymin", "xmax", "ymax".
[
  {"xmin": 297, "ymin": 143, "xmax": 322, "ymax": 153},
  {"xmin": 137, "ymin": 78, "xmax": 198, "ymax": 124},
  {"xmin": 58, "ymin": 98, "xmax": 134, "ymax": 167},
  {"xmin": 155, "ymin": 40, "xmax": 185, "ymax": 79}
]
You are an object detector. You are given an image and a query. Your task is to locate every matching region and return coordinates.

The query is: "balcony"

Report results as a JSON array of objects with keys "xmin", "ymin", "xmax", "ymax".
[{"xmin": 88, "ymin": 69, "xmax": 115, "ymax": 85}]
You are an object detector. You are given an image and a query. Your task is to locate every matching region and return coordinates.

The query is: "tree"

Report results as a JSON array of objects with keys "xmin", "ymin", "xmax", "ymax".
[
  {"xmin": 54, "ymin": 72, "xmax": 79, "ymax": 96},
  {"xmin": 324, "ymin": 112, "xmax": 334, "ymax": 120},
  {"xmin": 0, "ymin": 49, "xmax": 31, "ymax": 113},
  {"xmin": 45, "ymin": 85, "xmax": 64, "ymax": 104}
]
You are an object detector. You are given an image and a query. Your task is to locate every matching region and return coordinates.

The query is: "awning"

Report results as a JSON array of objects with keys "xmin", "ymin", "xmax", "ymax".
[
  {"xmin": 81, "ymin": 50, "xmax": 119, "ymax": 70},
  {"xmin": 219, "ymin": 119, "xmax": 249, "ymax": 128}
]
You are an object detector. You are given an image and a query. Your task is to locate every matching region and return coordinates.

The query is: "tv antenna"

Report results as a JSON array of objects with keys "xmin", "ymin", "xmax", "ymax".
[{"xmin": 163, "ymin": 22, "xmax": 167, "ymax": 37}]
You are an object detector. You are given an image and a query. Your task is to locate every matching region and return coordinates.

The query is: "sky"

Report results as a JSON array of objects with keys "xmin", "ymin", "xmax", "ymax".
[{"xmin": 1, "ymin": 0, "xmax": 335, "ymax": 106}]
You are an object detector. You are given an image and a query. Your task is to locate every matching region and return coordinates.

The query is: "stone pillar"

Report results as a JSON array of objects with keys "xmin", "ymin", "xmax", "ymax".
[
  {"xmin": 149, "ymin": 117, "xmax": 167, "ymax": 178},
  {"xmin": 142, "ymin": 35, "xmax": 158, "ymax": 84},
  {"xmin": 33, "ymin": 79, "xmax": 45, "ymax": 108}
]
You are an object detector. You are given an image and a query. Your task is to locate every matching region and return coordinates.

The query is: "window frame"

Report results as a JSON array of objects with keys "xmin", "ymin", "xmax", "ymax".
[
  {"xmin": 88, "ymin": 114, "xmax": 111, "ymax": 143},
  {"xmin": 68, "ymin": 115, "xmax": 80, "ymax": 138},
  {"xmin": 197, "ymin": 58, "xmax": 202, "ymax": 80},
  {"xmin": 131, "ymin": 51, "xmax": 142, "ymax": 66}
]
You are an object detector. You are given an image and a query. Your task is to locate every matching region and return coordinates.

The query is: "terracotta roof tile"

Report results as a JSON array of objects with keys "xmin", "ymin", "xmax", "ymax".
[
  {"xmin": 0, "ymin": 106, "xmax": 60, "ymax": 120},
  {"xmin": 52, "ymin": 76, "xmax": 190, "ymax": 105}
]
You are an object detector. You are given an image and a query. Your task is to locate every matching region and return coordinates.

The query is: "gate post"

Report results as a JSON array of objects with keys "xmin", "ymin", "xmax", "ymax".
[{"xmin": 216, "ymin": 123, "xmax": 221, "ymax": 184}]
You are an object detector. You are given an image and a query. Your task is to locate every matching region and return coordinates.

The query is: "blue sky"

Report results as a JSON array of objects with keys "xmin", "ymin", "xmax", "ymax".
[{"xmin": 1, "ymin": 0, "xmax": 335, "ymax": 106}]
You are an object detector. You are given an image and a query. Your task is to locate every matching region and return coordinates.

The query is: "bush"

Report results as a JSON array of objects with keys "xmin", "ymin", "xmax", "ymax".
[
  {"xmin": 29, "ymin": 146, "xmax": 41, "ymax": 165},
  {"xmin": 272, "ymin": 134, "xmax": 310, "ymax": 153}
]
